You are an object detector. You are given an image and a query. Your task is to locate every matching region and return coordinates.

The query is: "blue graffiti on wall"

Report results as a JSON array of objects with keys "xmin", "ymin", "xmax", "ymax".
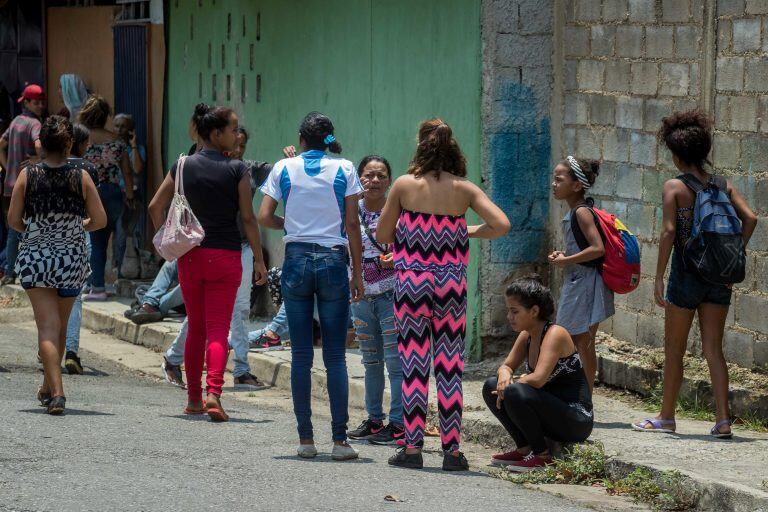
[{"xmin": 489, "ymin": 81, "xmax": 551, "ymax": 264}]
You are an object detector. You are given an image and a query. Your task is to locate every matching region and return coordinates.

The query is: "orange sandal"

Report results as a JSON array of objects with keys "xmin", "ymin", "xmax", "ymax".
[
  {"xmin": 206, "ymin": 397, "xmax": 229, "ymax": 422},
  {"xmin": 184, "ymin": 403, "xmax": 207, "ymax": 415}
]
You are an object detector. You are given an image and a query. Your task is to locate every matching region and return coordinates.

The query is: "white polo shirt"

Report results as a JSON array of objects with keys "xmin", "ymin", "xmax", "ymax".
[{"xmin": 260, "ymin": 150, "xmax": 363, "ymax": 247}]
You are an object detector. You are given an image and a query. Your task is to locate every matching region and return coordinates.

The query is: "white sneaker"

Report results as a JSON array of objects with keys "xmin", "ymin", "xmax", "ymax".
[
  {"xmin": 331, "ymin": 443, "xmax": 359, "ymax": 461},
  {"xmin": 297, "ymin": 444, "xmax": 318, "ymax": 459}
]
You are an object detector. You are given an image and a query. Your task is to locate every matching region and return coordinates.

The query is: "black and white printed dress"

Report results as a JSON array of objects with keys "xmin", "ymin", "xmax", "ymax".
[{"xmin": 15, "ymin": 163, "xmax": 90, "ymax": 290}]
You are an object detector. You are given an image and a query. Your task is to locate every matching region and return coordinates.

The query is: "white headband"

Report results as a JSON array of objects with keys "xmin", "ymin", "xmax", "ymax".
[{"xmin": 566, "ymin": 156, "xmax": 591, "ymax": 189}]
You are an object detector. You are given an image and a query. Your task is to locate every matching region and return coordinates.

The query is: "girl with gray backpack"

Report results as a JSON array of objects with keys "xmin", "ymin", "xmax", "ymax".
[{"xmin": 632, "ymin": 110, "xmax": 757, "ymax": 438}]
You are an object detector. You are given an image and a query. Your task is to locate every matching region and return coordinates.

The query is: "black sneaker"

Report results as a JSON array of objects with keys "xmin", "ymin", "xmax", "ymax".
[
  {"xmin": 64, "ymin": 351, "xmax": 83, "ymax": 375},
  {"xmin": 368, "ymin": 423, "xmax": 406, "ymax": 445},
  {"xmin": 388, "ymin": 447, "xmax": 423, "ymax": 469},
  {"xmin": 161, "ymin": 356, "xmax": 186, "ymax": 388},
  {"xmin": 130, "ymin": 304, "xmax": 163, "ymax": 325},
  {"xmin": 348, "ymin": 419, "xmax": 384, "ymax": 440},
  {"xmin": 234, "ymin": 372, "xmax": 266, "ymax": 389},
  {"xmin": 47, "ymin": 396, "xmax": 66, "ymax": 416},
  {"xmin": 442, "ymin": 451, "xmax": 469, "ymax": 471}
]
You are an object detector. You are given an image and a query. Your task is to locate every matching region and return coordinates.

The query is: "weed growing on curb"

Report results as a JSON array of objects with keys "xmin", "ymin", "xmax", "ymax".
[{"xmin": 492, "ymin": 443, "xmax": 696, "ymax": 510}]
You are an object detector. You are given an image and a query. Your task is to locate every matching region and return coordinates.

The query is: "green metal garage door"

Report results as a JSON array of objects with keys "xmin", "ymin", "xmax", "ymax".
[{"xmin": 165, "ymin": 0, "xmax": 482, "ymax": 356}]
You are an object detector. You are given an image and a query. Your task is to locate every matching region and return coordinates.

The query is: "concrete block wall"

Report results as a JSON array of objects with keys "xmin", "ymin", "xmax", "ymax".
[
  {"xmin": 546, "ymin": 0, "xmax": 768, "ymax": 368},
  {"xmin": 479, "ymin": 0, "xmax": 556, "ymax": 346},
  {"xmin": 709, "ymin": 0, "xmax": 768, "ymax": 368}
]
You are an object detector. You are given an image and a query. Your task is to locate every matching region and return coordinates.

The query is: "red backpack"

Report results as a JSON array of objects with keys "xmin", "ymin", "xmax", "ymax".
[{"xmin": 571, "ymin": 204, "xmax": 641, "ymax": 294}]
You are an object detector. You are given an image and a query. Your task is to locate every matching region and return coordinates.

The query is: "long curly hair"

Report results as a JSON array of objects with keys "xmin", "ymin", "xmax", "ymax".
[
  {"xmin": 407, "ymin": 118, "xmax": 466, "ymax": 179},
  {"xmin": 657, "ymin": 109, "xmax": 712, "ymax": 168}
]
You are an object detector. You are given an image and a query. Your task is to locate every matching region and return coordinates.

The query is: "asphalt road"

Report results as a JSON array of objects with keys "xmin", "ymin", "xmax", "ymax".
[{"xmin": 0, "ymin": 322, "xmax": 589, "ymax": 512}]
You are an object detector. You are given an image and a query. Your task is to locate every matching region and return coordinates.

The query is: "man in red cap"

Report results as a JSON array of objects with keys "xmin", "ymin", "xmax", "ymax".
[{"xmin": 0, "ymin": 84, "xmax": 46, "ymax": 284}]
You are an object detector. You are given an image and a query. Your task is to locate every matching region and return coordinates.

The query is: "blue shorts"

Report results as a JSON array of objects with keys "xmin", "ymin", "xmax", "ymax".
[
  {"xmin": 666, "ymin": 252, "xmax": 731, "ymax": 310},
  {"xmin": 21, "ymin": 283, "xmax": 81, "ymax": 298}
]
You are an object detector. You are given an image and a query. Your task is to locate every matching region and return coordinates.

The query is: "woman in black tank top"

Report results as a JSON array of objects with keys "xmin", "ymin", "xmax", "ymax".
[{"xmin": 482, "ymin": 276, "xmax": 593, "ymax": 471}]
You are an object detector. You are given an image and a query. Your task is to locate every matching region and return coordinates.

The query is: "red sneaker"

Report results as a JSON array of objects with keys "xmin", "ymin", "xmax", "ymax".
[
  {"xmin": 490, "ymin": 448, "xmax": 527, "ymax": 466},
  {"xmin": 506, "ymin": 452, "xmax": 553, "ymax": 472}
]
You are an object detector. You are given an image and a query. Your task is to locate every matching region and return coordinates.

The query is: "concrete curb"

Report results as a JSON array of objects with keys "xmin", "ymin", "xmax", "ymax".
[{"xmin": 2, "ymin": 283, "xmax": 766, "ymax": 511}]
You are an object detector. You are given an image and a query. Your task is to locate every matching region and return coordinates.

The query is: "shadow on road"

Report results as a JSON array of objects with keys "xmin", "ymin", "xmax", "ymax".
[
  {"xmin": 18, "ymin": 408, "xmax": 115, "ymax": 416},
  {"xmin": 272, "ymin": 454, "xmax": 376, "ymax": 464}
]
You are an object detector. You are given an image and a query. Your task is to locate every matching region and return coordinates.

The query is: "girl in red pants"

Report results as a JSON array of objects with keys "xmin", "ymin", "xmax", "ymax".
[{"xmin": 149, "ymin": 104, "xmax": 267, "ymax": 421}]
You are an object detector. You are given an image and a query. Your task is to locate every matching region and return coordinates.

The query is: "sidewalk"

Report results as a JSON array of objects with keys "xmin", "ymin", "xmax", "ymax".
[{"xmin": 2, "ymin": 284, "xmax": 766, "ymax": 511}]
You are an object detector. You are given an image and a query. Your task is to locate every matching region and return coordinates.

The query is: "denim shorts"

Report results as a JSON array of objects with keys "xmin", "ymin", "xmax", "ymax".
[
  {"xmin": 666, "ymin": 252, "xmax": 731, "ymax": 310},
  {"xmin": 21, "ymin": 283, "xmax": 81, "ymax": 298}
]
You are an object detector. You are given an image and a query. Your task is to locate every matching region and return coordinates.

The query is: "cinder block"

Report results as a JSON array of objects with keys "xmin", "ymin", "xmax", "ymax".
[
  {"xmin": 644, "ymin": 98, "xmax": 673, "ymax": 131},
  {"xmin": 659, "ymin": 63, "xmax": 691, "ymax": 96},
  {"xmin": 616, "ymin": 25, "xmax": 644, "ymax": 57},
  {"xmin": 565, "ymin": 59, "xmax": 578, "ymax": 90},
  {"xmin": 629, "ymin": 0, "xmax": 656, "ymax": 21},
  {"xmin": 717, "ymin": 0, "xmax": 746, "ymax": 16},
  {"xmin": 713, "ymin": 132, "xmax": 742, "ymax": 168},
  {"xmin": 565, "ymin": 93, "xmax": 589, "ymax": 124},
  {"xmin": 730, "ymin": 96, "xmax": 759, "ymax": 131},
  {"xmin": 746, "ymin": 0, "xmax": 768, "ymax": 13},
  {"xmin": 715, "ymin": 96, "xmax": 732, "ymax": 131},
  {"xmin": 628, "ymin": 203, "xmax": 657, "ymax": 239},
  {"xmin": 591, "ymin": 25, "xmax": 616, "ymax": 57},
  {"xmin": 631, "ymin": 62, "xmax": 659, "ymax": 95},
  {"xmin": 662, "ymin": 0, "xmax": 690, "ymax": 21},
  {"xmin": 630, "ymin": 131, "xmax": 657, "ymax": 167},
  {"xmin": 747, "ymin": 216, "xmax": 768, "ymax": 251},
  {"xmin": 645, "ymin": 27, "xmax": 674, "ymax": 60},
  {"xmin": 576, "ymin": 0, "xmax": 603, "ymax": 20},
  {"xmin": 605, "ymin": 60, "xmax": 631, "ymax": 92},
  {"xmin": 745, "ymin": 57, "xmax": 768, "ymax": 92},
  {"xmin": 637, "ymin": 313, "xmax": 664, "ymax": 347},
  {"xmin": 760, "ymin": 96, "xmax": 768, "ymax": 133},
  {"xmin": 657, "ymin": 140, "xmax": 677, "ymax": 171},
  {"xmin": 754, "ymin": 340, "xmax": 768, "ymax": 366},
  {"xmin": 603, "ymin": 0, "xmax": 629, "ymax": 20},
  {"xmin": 591, "ymin": 161, "xmax": 617, "ymax": 196},
  {"xmin": 723, "ymin": 328, "xmax": 756, "ymax": 367},
  {"xmin": 578, "ymin": 60, "xmax": 605, "ymax": 90},
  {"xmin": 733, "ymin": 18, "xmax": 762, "ymax": 52},
  {"xmin": 603, "ymin": 128, "xmax": 631, "ymax": 162},
  {"xmin": 616, "ymin": 162, "xmax": 643, "ymax": 199},
  {"xmin": 576, "ymin": 127, "xmax": 603, "ymax": 159},
  {"xmin": 716, "ymin": 57, "xmax": 745, "ymax": 91},
  {"xmin": 675, "ymin": 26, "xmax": 701, "ymax": 59},
  {"xmin": 612, "ymin": 311, "xmax": 639, "ymax": 342},
  {"xmin": 495, "ymin": 34, "xmax": 553, "ymax": 67},
  {"xmin": 485, "ymin": 0, "xmax": 518, "ymax": 32},
  {"xmin": 589, "ymin": 94, "xmax": 616, "ymax": 125},
  {"xmin": 616, "ymin": 96, "xmax": 644, "ymax": 129},
  {"xmin": 564, "ymin": 127, "xmax": 577, "ymax": 155},
  {"xmin": 737, "ymin": 294, "xmax": 768, "ymax": 333},
  {"xmin": 642, "ymin": 168, "xmax": 667, "ymax": 203},
  {"xmin": 741, "ymin": 133, "xmax": 768, "ymax": 171},
  {"xmin": 640, "ymin": 241, "xmax": 659, "ymax": 272},
  {"xmin": 519, "ymin": 0, "xmax": 553, "ymax": 35},
  {"xmin": 690, "ymin": 63, "xmax": 701, "ymax": 95},
  {"xmin": 628, "ymin": 279, "xmax": 655, "ymax": 314},
  {"xmin": 717, "ymin": 19, "xmax": 732, "ymax": 52},
  {"xmin": 566, "ymin": 26, "xmax": 590, "ymax": 57}
]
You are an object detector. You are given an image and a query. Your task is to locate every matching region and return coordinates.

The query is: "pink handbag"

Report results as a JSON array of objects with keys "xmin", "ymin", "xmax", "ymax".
[{"xmin": 152, "ymin": 155, "xmax": 205, "ymax": 261}]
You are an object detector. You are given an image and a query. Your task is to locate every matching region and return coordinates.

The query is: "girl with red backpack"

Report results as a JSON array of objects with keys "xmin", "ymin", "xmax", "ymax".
[
  {"xmin": 632, "ymin": 111, "xmax": 757, "ymax": 438},
  {"xmin": 549, "ymin": 157, "xmax": 615, "ymax": 394}
]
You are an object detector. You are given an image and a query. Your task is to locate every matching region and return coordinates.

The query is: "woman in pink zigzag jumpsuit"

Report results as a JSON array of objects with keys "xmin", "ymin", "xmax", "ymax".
[{"xmin": 377, "ymin": 118, "xmax": 510, "ymax": 471}]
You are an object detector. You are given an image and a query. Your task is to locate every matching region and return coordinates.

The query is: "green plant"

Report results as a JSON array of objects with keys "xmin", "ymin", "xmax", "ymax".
[
  {"xmin": 642, "ymin": 383, "xmax": 714, "ymax": 423},
  {"xmin": 734, "ymin": 411, "xmax": 768, "ymax": 433},
  {"xmin": 498, "ymin": 443, "xmax": 609, "ymax": 486},
  {"xmin": 608, "ymin": 469, "xmax": 695, "ymax": 511}
]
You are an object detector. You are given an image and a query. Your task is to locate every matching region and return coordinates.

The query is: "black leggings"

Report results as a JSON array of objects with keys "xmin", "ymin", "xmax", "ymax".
[{"xmin": 482, "ymin": 377, "xmax": 593, "ymax": 454}]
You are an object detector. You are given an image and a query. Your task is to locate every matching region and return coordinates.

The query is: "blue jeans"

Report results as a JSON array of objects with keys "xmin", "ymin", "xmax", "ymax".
[
  {"xmin": 3, "ymin": 227, "xmax": 19, "ymax": 277},
  {"xmin": 89, "ymin": 183, "xmax": 124, "ymax": 290},
  {"xmin": 248, "ymin": 302, "xmax": 290, "ymax": 342},
  {"xmin": 166, "ymin": 245, "xmax": 253, "ymax": 378},
  {"xmin": 65, "ymin": 239, "xmax": 91, "ymax": 354},
  {"xmin": 351, "ymin": 290, "xmax": 403, "ymax": 426},
  {"xmin": 142, "ymin": 260, "xmax": 184, "ymax": 315},
  {"xmin": 282, "ymin": 242, "xmax": 350, "ymax": 442}
]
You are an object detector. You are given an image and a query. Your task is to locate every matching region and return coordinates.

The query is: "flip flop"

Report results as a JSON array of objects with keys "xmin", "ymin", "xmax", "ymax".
[
  {"xmin": 711, "ymin": 419, "xmax": 733, "ymax": 439},
  {"xmin": 206, "ymin": 400, "xmax": 229, "ymax": 422},
  {"xmin": 184, "ymin": 404, "xmax": 207, "ymax": 415},
  {"xmin": 631, "ymin": 418, "xmax": 676, "ymax": 433}
]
